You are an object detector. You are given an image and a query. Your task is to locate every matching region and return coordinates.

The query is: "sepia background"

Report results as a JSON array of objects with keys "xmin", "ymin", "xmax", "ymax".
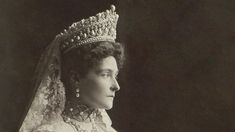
[{"xmin": 0, "ymin": 0, "xmax": 235, "ymax": 131}]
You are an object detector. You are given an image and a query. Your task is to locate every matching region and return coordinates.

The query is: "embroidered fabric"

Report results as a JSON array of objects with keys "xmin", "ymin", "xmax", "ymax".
[
  {"xmin": 61, "ymin": 101, "xmax": 112, "ymax": 128},
  {"xmin": 61, "ymin": 108, "xmax": 114, "ymax": 132}
]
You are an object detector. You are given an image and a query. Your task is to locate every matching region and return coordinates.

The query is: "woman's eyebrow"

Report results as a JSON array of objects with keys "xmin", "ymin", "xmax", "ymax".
[{"xmin": 97, "ymin": 68, "xmax": 119, "ymax": 74}]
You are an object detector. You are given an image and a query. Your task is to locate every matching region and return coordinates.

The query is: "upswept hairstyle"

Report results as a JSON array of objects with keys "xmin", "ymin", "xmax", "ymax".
[{"xmin": 61, "ymin": 41, "xmax": 125, "ymax": 96}]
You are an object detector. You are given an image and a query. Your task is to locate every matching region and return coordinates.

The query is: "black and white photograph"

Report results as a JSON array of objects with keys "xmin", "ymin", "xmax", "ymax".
[{"xmin": 0, "ymin": 0, "xmax": 235, "ymax": 132}]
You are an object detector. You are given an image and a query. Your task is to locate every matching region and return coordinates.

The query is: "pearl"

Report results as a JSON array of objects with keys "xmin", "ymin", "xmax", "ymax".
[
  {"xmin": 77, "ymin": 36, "xmax": 80, "ymax": 40},
  {"xmin": 70, "ymin": 108, "xmax": 73, "ymax": 111},
  {"xmin": 76, "ymin": 88, "xmax": 79, "ymax": 92},
  {"xmin": 76, "ymin": 93, "xmax": 80, "ymax": 97},
  {"xmin": 89, "ymin": 16, "xmax": 93, "ymax": 22},
  {"xmin": 116, "ymin": 14, "xmax": 119, "ymax": 18},
  {"xmin": 111, "ymin": 5, "xmax": 116, "ymax": 12},
  {"xmin": 84, "ymin": 33, "xmax": 87, "ymax": 38},
  {"xmin": 81, "ymin": 19, "xmax": 85, "ymax": 24},
  {"xmin": 97, "ymin": 13, "xmax": 101, "ymax": 18},
  {"xmin": 91, "ymin": 30, "xmax": 96, "ymax": 36}
]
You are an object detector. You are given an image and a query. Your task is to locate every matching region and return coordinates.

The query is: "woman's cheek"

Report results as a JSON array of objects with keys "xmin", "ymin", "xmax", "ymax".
[
  {"xmin": 93, "ymin": 78, "xmax": 110, "ymax": 96},
  {"xmin": 87, "ymin": 77, "xmax": 103, "ymax": 95}
]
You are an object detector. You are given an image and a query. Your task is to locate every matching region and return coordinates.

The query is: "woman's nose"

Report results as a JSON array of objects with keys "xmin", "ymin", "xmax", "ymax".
[{"xmin": 111, "ymin": 78, "xmax": 120, "ymax": 91}]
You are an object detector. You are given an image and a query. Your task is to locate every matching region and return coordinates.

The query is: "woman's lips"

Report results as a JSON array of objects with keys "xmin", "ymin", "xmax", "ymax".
[{"xmin": 107, "ymin": 95, "xmax": 115, "ymax": 97}]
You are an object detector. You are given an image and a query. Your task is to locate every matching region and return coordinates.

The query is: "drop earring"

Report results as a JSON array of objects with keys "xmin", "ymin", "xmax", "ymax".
[
  {"xmin": 76, "ymin": 88, "xmax": 80, "ymax": 97},
  {"xmin": 70, "ymin": 72, "xmax": 80, "ymax": 98}
]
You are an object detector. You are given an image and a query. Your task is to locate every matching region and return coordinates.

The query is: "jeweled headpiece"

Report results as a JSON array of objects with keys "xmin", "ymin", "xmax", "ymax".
[{"xmin": 59, "ymin": 5, "xmax": 119, "ymax": 54}]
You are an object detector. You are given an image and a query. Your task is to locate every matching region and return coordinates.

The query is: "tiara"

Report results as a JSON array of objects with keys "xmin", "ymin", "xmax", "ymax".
[{"xmin": 59, "ymin": 5, "xmax": 119, "ymax": 54}]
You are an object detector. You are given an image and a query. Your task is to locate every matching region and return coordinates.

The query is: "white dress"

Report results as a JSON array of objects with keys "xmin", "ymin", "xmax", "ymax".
[{"xmin": 33, "ymin": 108, "xmax": 117, "ymax": 132}]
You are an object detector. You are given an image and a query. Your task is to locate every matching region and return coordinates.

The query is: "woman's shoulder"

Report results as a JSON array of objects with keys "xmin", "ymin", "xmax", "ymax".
[{"xmin": 33, "ymin": 120, "xmax": 75, "ymax": 132}]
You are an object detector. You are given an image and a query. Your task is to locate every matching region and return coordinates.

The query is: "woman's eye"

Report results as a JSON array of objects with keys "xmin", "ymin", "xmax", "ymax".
[
  {"xmin": 100, "ymin": 72, "xmax": 118, "ymax": 79},
  {"xmin": 101, "ymin": 73, "xmax": 110, "ymax": 77}
]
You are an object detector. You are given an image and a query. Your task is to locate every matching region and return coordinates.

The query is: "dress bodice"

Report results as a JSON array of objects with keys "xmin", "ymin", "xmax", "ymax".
[
  {"xmin": 33, "ymin": 102, "xmax": 117, "ymax": 132},
  {"xmin": 33, "ymin": 114, "xmax": 116, "ymax": 132}
]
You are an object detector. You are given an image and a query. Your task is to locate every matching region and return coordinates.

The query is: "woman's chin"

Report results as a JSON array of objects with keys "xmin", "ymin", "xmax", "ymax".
[
  {"xmin": 100, "ymin": 102, "xmax": 113, "ymax": 110},
  {"xmin": 105, "ymin": 105, "xmax": 113, "ymax": 110}
]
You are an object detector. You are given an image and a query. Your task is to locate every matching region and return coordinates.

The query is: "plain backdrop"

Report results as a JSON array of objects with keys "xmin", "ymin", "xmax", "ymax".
[{"xmin": 0, "ymin": 0, "xmax": 235, "ymax": 132}]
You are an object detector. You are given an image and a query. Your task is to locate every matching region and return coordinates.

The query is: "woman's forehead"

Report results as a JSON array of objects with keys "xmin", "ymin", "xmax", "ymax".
[{"xmin": 94, "ymin": 56, "xmax": 119, "ymax": 73}]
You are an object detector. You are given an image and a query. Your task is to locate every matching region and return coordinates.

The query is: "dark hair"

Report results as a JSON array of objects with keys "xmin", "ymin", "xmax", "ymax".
[{"xmin": 61, "ymin": 41, "xmax": 125, "ymax": 89}]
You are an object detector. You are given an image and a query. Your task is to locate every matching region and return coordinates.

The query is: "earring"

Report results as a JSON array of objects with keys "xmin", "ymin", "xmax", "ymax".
[
  {"xmin": 70, "ymin": 72, "xmax": 80, "ymax": 98},
  {"xmin": 76, "ymin": 88, "xmax": 80, "ymax": 97}
]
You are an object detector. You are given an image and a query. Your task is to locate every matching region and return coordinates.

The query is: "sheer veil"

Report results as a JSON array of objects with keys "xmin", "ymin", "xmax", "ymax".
[{"xmin": 19, "ymin": 34, "xmax": 66, "ymax": 132}]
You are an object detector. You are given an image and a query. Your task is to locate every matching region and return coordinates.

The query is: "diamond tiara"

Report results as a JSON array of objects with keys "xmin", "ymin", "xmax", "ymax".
[{"xmin": 59, "ymin": 5, "xmax": 119, "ymax": 54}]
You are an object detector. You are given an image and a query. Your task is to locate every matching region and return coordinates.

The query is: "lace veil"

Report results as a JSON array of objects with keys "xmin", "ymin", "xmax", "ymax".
[{"xmin": 19, "ymin": 34, "xmax": 66, "ymax": 132}]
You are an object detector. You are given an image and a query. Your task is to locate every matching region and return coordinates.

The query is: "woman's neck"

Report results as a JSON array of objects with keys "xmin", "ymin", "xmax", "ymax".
[{"xmin": 62, "ymin": 98, "xmax": 99, "ymax": 122}]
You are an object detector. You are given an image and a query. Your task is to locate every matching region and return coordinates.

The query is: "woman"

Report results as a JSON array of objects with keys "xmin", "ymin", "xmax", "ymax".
[{"xmin": 19, "ymin": 5, "xmax": 125, "ymax": 132}]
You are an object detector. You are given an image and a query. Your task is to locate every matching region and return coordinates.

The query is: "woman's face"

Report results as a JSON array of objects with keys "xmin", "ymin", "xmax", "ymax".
[{"xmin": 79, "ymin": 56, "xmax": 120, "ymax": 110}]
